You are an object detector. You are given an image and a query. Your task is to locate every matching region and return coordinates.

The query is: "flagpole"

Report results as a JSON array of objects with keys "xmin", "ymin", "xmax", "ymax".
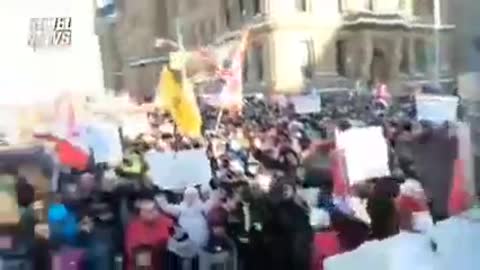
[
  {"xmin": 215, "ymin": 108, "xmax": 224, "ymax": 131},
  {"xmin": 173, "ymin": 18, "xmax": 185, "ymax": 153}
]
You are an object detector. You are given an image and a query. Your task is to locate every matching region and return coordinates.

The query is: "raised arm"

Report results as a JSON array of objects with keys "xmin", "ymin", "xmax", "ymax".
[{"xmin": 156, "ymin": 195, "xmax": 182, "ymax": 217}]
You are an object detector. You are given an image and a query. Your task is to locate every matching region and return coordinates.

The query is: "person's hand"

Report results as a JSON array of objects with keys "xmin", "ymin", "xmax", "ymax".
[
  {"xmin": 80, "ymin": 217, "xmax": 93, "ymax": 233},
  {"xmin": 155, "ymin": 194, "xmax": 168, "ymax": 207},
  {"xmin": 253, "ymin": 138, "xmax": 263, "ymax": 150}
]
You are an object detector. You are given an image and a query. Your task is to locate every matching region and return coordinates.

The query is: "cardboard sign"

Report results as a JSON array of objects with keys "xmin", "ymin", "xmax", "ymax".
[
  {"xmin": 416, "ymin": 95, "xmax": 459, "ymax": 123},
  {"xmin": 336, "ymin": 127, "xmax": 390, "ymax": 184},
  {"xmin": 145, "ymin": 148, "xmax": 212, "ymax": 190},
  {"xmin": 290, "ymin": 94, "xmax": 321, "ymax": 114}
]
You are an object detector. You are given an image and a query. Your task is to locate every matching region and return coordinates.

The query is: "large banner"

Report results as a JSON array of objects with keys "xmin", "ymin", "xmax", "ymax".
[
  {"xmin": 336, "ymin": 127, "xmax": 390, "ymax": 184},
  {"xmin": 416, "ymin": 95, "xmax": 459, "ymax": 124},
  {"xmin": 145, "ymin": 149, "xmax": 212, "ymax": 190}
]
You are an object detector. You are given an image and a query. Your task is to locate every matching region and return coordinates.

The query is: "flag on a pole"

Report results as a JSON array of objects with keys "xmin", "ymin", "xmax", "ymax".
[
  {"xmin": 448, "ymin": 159, "xmax": 472, "ymax": 216},
  {"xmin": 330, "ymin": 149, "xmax": 349, "ymax": 197},
  {"xmin": 157, "ymin": 67, "xmax": 202, "ymax": 138},
  {"xmin": 54, "ymin": 94, "xmax": 78, "ymax": 138},
  {"xmin": 218, "ymin": 29, "xmax": 250, "ymax": 110},
  {"xmin": 372, "ymin": 83, "xmax": 391, "ymax": 107}
]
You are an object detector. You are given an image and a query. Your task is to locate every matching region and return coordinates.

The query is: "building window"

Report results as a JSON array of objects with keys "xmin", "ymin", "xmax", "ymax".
[
  {"xmin": 243, "ymin": 54, "xmax": 249, "ymax": 82},
  {"xmin": 400, "ymin": 38, "xmax": 410, "ymax": 74},
  {"xmin": 439, "ymin": 35, "xmax": 452, "ymax": 75},
  {"xmin": 299, "ymin": 39, "xmax": 314, "ymax": 78},
  {"xmin": 253, "ymin": 0, "xmax": 261, "ymax": 14},
  {"xmin": 210, "ymin": 20, "xmax": 217, "ymax": 41},
  {"xmin": 414, "ymin": 39, "xmax": 427, "ymax": 74},
  {"xmin": 225, "ymin": 2, "xmax": 231, "ymax": 28},
  {"xmin": 295, "ymin": 0, "xmax": 308, "ymax": 12},
  {"xmin": 367, "ymin": 0, "xmax": 374, "ymax": 11},
  {"xmin": 253, "ymin": 45, "xmax": 264, "ymax": 80},
  {"xmin": 336, "ymin": 40, "xmax": 347, "ymax": 76},
  {"xmin": 199, "ymin": 23, "xmax": 207, "ymax": 45},
  {"xmin": 239, "ymin": 0, "xmax": 245, "ymax": 16}
]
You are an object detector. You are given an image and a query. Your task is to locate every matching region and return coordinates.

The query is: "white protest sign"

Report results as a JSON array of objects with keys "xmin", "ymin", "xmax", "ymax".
[
  {"xmin": 80, "ymin": 121, "xmax": 123, "ymax": 165},
  {"xmin": 121, "ymin": 114, "xmax": 150, "ymax": 140},
  {"xmin": 428, "ymin": 214, "xmax": 480, "ymax": 270},
  {"xmin": 416, "ymin": 94, "xmax": 459, "ymax": 123},
  {"xmin": 289, "ymin": 94, "xmax": 321, "ymax": 114},
  {"xmin": 325, "ymin": 233, "xmax": 438, "ymax": 270},
  {"xmin": 145, "ymin": 148, "xmax": 212, "ymax": 190},
  {"xmin": 336, "ymin": 127, "xmax": 390, "ymax": 184},
  {"xmin": 0, "ymin": 109, "xmax": 19, "ymax": 145}
]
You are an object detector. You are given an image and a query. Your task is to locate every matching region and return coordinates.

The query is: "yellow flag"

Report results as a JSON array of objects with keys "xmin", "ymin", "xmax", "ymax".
[{"xmin": 157, "ymin": 67, "xmax": 202, "ymax": 138}]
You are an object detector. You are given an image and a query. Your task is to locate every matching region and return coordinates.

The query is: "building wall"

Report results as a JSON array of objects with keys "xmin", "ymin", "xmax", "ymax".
[
  {"xmin": 96, "ymin": 0, "xmax": 171, "ymax": 99},
  {"xmin": 169, "ymin": 0, "xmax": 454, "ymax": 95},
  {"xmin": 452, "ymin": 0, "xmax": 480, "ymax": 100},
  {"xmin": 451, "ymin": 0, "xmax": 480, "ymax": 195}
]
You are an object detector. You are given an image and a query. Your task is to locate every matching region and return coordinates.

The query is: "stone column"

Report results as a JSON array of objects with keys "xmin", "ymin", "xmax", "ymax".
[
  {"xmin": 389, "ymin": 34, "xmax": 404, "ymax": 95},
  {"xmin": 390, "ymin": 36, "xmax": 403, "ymax": 76},
  {"xmin": 359, "ymin": 31, "xmax": 373, "ymax": 84}
]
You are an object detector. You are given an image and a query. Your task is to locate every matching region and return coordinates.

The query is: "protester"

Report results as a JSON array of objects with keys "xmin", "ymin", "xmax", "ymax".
[
  {"xmin": 125, "ymin": 196, "xmax": 173, "ymax": 270},
  {"xmin": 397, "ymin": 179, "xmax": 433, "ymax": 232},
  {"xmin": 157, "ymin": 187, "xmax": 210, "ymax": 249},
  {"xmin": 1, "ymin": 88, "xmax": 466, "ymax": 270}
]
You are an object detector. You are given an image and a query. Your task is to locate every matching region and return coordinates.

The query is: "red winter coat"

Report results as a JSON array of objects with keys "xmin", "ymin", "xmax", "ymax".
[
  {"xmin": 311, "ymin": 231, "xmax": 343, "ymax": 270},
  {"xmin": 125, "ymin": 215, "xmax": 173, "ymax": 270}
]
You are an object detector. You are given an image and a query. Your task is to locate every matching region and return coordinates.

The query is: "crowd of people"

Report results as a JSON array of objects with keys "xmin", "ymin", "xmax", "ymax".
[{"xmin": 1, "ymin": 90, "xmax": 466, "ymax": 270}]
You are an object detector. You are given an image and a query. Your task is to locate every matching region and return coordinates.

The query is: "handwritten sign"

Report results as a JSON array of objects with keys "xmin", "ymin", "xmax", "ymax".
[
  {"xmin": 289, "ymin": 94, "xmax": 321, "ymax": 114},
  {"xmin": 145, "ymin": 149, "xmax": 212, "ymax": 190},
  {"xmin": 336, "ymin": 127, "xmax": 390, "ymax": 184},
  {"xmin": 416, "ymin": 94, "xmax": 459, "ymax": 124}
]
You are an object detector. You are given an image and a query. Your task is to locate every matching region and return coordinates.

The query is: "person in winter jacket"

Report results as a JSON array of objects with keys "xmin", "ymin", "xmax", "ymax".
[
  {"xmin": 157, "ymin": 187, "xmax": 219, "ymax": 249},
  {"xmin": 125, "ymin": 197, "xmax": 173, "ymax": 270}
]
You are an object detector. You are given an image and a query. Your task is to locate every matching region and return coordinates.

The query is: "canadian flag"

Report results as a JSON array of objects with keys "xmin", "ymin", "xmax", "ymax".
[
  {"xmin": 448, "ymin": 159, "xmax": 473, "ymax": 216},
  {"xmin": 217, "ymin": 30, "xmax": 250, "ymax": 110}
]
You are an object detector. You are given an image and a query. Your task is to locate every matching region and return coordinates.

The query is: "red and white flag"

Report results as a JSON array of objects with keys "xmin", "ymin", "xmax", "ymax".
[
  {"xmin": 330, "ymin": 149, "xmax": 349, "ymax": 197},
  {"xmin": 218, "ymin": 30, "xmax": 250, "ymax": 110},
  {"xmin": 54, "ymin": 94, "xmax": 78, "ymax": 138},
  {"xmin": 448, "ymin": 159, "xmax": 472, "ymax": 216},
  {"xmin": 372, "ymin": 83, "xmax": 391, "ymax": 107}
]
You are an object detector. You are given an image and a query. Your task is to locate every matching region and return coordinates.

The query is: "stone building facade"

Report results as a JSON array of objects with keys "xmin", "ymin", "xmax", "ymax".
[
  {"xmin": 171, "ymin": 0, "xmax": 456, "ymax": 95},
  {"xmin": 451, "ymin": 0, "xmax": 480, "ymax": 195},
  {"xmin": 96, "ymin": 0, "xmax": 171, "ymax": 99}
]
